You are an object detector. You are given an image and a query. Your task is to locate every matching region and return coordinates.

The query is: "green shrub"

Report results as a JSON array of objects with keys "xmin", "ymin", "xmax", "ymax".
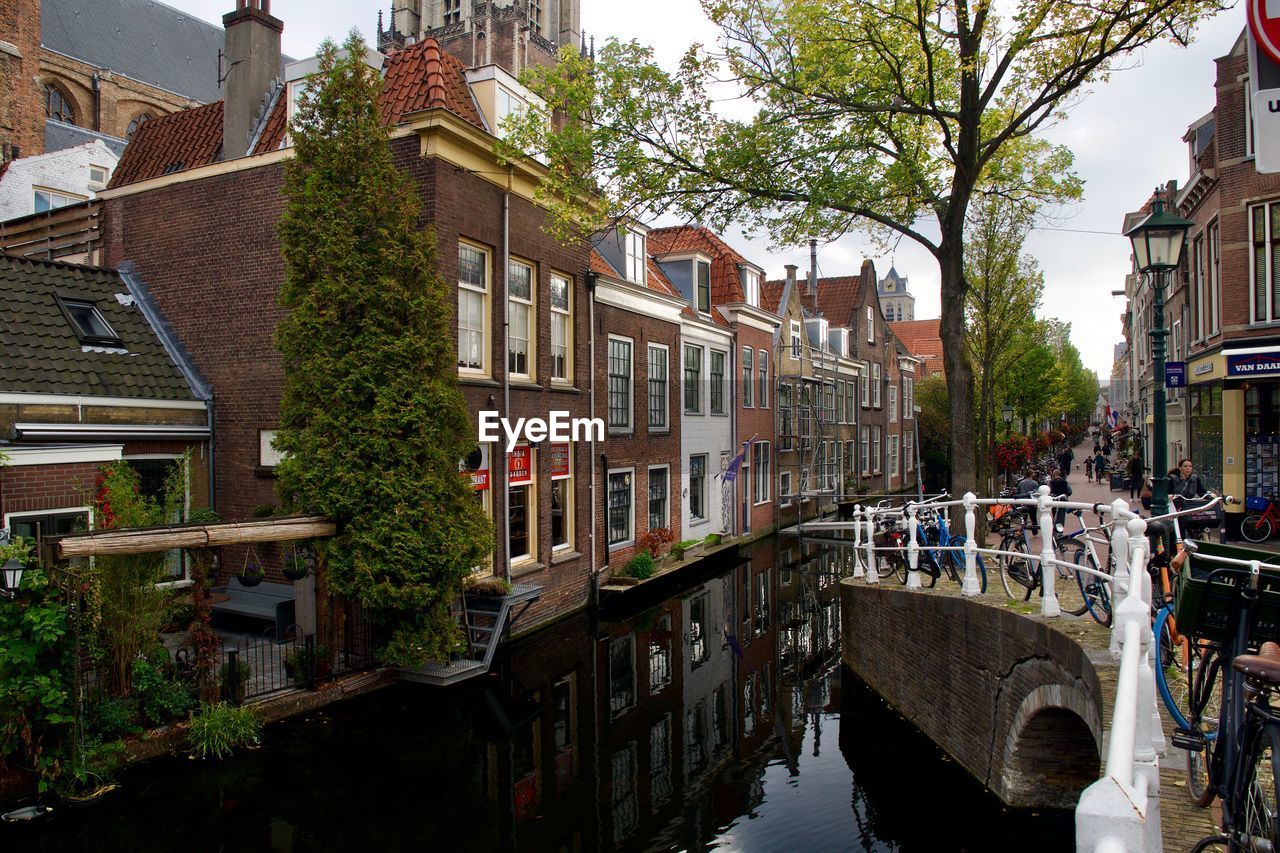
[
  {"xmin": 703, "ymin": 533, "xmax": 722, "ymax": 547},
  {"xmin": 188, "ymin": 703, "xmax": 261, "ymax": 759},
  {"xmin": 88, "ymin": 696, "xmax": 141, "ymax": 739},
  {"xmin": 132, "ymin": 657, "xmax": 192, "ymax": 726},
  {"xmin": 676, "ymin": 540, "xmax": 700, "ymax": 549},
  {"xmin": 621, "ymin": 553, "xmax": 655, "ymax": 580},
  {"xmin": 218, "ymin": 660, "xmax": 253, "ymax": 703},
  {"xmin": 284, "ymin": 644, "xmax": 329, "ymax": 683}
]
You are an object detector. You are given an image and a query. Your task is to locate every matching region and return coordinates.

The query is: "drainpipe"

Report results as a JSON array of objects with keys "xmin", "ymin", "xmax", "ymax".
[
  {"xmin": 730, "ymin": 344, "xmax": 739, "ymax": 536},
  {"xmin": 587, "ymin": 270, "xmax": 599, "ymax": 602},
  {"xmin": 206, "ymin": 397, "xmax": 216, "ymax": 513},
  {"xmin": 599, "ymin": 453, "xmax": 609, "ymax": 577},
  {"xmin": 92, "ymin": 73, "xmax": 101, "ymax": 132},
  {"xmin": 502, "ymin": 168, "xmax": 512, "ymax": 578}
]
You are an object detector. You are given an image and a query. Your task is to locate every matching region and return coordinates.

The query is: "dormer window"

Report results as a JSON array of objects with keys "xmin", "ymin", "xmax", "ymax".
[
  {"xmin": 696, "ymin": 261, "xmax": 711, "ymax": 312},
  {"xmin": 742, "ymin": 269, "xmax": 760, "ymax": 307},
  {"xmin": 57, "ymin": 297, "xmax": 120, "ymax": 346},
  {"xmin": 623, "ymin": 228, "xmax": 645, "ymax": 284}
]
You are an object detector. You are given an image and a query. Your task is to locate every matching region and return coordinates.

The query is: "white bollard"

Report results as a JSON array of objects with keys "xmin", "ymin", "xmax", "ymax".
[
  {"xmin": 906, "ymin": 504, "xmax": 922, "ymax": 589},
  {"xmin": 1038, "ymin": 485, "xmax": 1061, "ymax": 617},
  {"xmin": 864, "ymin": 510, "xmax": 879, "ymax": 584},
  {"xmin": 852, "ymin": 507, "xmax": 865, "ymax": 578},
  {"xmin": 962, "ymin": 492, "xmax": 981, "ymax": 596},
  {"xmin": 1108, "ymin": 499, "xmax": 1132, "ymax": 660}
]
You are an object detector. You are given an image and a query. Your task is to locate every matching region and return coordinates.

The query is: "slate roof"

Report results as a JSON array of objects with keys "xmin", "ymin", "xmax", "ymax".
[
  {"xmin": 45, "ymin": 119, "xmax": 128, "ymax": 158},
  {"xmin": 41, "ymin": 0, "xmax": 226, "ymax": 103},
  {"xmin": 588, "ymin": 249, "xmax": 686, "ymax": 303},
  {"xmin": 889, "ymin": 318, "xmax": 944, "ymax": 377},
  {"xmin": 109, "ymin": 101, "xmax": 222, "ymax": 187},
  {"xmin": 0, "ymin": 254, "xmax": 199, "ymax": 400},
  {"xmin": 113, "ymin": 38, "xmax": 487, "ymax": 187}
]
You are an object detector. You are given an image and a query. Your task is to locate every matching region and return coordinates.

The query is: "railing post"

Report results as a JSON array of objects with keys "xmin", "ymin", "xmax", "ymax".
[
  {"xmin": 1127, "ymin": 516, "xmax": 1167, "ymax": 761},
  {"xmin": 906, "ymin": 503, "xmax": 921, "ymax": 589},
  {"xmin": 962, "ymin": 492, "xmax": 981, "ymax": 596},
  {"xmin": 864, "ymin": 509, "xmax": 879, "ymax": 584},
  {"xmin": 305, "ymin": 634, "xmax": 316, "ymax": 691},
  {"xmin": 227, "ymin": 649, "xmax": 241, "ymax": 706},
  {"xmin": 1108, "ymin": 499, "xmax": 1132, "ymax": 660},
  {"xmin": 1038, "ymin": 485, "xmax": 1060, "ymax": 617},
  {"xmin": 852, "ymin": 506, "xmax": 865, "ymax": 579}
]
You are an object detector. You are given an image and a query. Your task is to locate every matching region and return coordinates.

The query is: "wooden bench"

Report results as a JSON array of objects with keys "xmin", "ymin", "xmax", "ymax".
[{"xmin": 210, "ymin": 577, "xmax": 296, "ymax": 640}]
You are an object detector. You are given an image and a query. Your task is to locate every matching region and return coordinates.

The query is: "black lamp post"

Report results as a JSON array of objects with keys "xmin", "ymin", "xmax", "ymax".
[
  {"xmin": 1001, "ymin": 404, "xmax": 1014, "ymax": 487},
  {"xmin": 1, "ymin": 557, "xmax": 23, "ymax": 599},
  {"xmin": 1124, "ymin": 188, "xmax": 1193, "ymax": 517}
]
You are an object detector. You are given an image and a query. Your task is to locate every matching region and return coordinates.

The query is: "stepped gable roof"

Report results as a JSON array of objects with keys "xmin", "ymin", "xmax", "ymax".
[
  {"xmin": 42, "ymin": 0, "xmax": 227, "ymax": 104},
  {"xmin": 889, "ymin": 318, "xmax": 944, "ymax": 377},
  {"xmin": 0, "ymin": 253, "xmax": 199, "ymax": 400},
  {"xmin": 647, "ymin": 225, "xmax": 758, "ymax": 305},
  {"xmin": 108, "ymin": 101, "xmax": 223, "ymax": 188},
  {"xmin": 112, "ymin": 38, "xmax": 485, "ymax": 187}
]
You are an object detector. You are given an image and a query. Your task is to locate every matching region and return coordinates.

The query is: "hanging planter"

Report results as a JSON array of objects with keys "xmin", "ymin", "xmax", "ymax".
[
  {"xmin": 282, "ymin": 546, "xmax": 312, "ymax": 581},
  {"xmin": 239, "ymin": 546, "xmax": 266, "ymax": 588}
]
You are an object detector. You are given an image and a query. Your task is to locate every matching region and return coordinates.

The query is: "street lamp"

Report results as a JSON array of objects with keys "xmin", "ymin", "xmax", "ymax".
[
  {"xmin": 1002, "ymin": 404, "xmax": 1013, "ymax": 432},
  {"xmin": 1, "ymin": 557, "xmax": 23, "ymax": 599},
  {"xmin": 1125, "ymin": 187, "xmax": 1193, "ymax": 517}
]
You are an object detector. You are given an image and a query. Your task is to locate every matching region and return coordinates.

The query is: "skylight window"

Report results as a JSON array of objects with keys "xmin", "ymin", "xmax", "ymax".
[{"xmin": 57, "ymin": 297, "xmax": 121, "ymax": 346}]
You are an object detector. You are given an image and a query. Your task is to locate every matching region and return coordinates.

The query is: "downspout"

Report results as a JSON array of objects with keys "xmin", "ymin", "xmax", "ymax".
[
  {"xmin": 587, "ymin": 271, "xmax": 599, "ymax": 603},
  {"xmin": 730, "ymin": 343, "xmax": 739, "ymax": 535},
  {"xmin": 599, "ymin": 453, "xmax": 609, "ymax": 578},
  {"xmin": 92, "ymin": 74, "xmax": 101, "ymax": 132},
  {"xmin": 502, "ymin": 168, "xmax": 512, "ymax": 578},
  {"xmin": 206, "ymin": 397, "xmax": 216, "ymax": 513}
]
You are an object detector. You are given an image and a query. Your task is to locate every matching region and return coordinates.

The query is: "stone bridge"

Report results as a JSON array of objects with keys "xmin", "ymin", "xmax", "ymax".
[{"xmin": 840, "ymin": 580, "xmax": 1103, "ymax": 808}]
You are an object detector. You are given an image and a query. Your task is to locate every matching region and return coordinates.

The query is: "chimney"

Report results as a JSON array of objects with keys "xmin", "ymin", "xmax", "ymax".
[
  {"xmin": 223, "ymin": 0, "xmax": 283, "ymax": 160},
  {"xmin": 808, "ymin": 239, "xmax": 819, "ymax": 313},
  {"xmin": 784, "ymin": 264, "xmax": 797, "ymax": 292}
]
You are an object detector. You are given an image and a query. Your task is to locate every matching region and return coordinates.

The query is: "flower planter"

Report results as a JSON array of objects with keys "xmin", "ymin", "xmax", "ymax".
[
  {"xmin": 239, "ymin": 569, "xmax": 265, "ymax": 588},
  {"xmin": 609, "ymin": 575, "xmax": 642, "ymax": 586},
  {"xmin": 282, "ymin": 562, "xmax": 309, "ymax": 581}
]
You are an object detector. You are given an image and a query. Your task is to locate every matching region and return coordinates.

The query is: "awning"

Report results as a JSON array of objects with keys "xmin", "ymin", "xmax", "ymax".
[{"xmin": 12, "ymin": 422, "xmax": 210, "ymax": 441}]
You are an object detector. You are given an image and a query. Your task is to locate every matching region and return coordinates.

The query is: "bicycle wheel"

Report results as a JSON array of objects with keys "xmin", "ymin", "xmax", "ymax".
[
  {"xmin": 998, "ymin": 534, "xmax": 1035, "ymax": 601},
  {"xmin": 1240, "ymin": 722, "xmax": 1280, "ymax": 852},
  {"xmin": 1055, "ymin": 543, "xmax": 1090, "ymax": 616},
  {"xmin": 946, "ymin": 535, "xmax": 987, "ymax": 594},
  {"xmin": 1186, "ymin": 640, "xmax": 1224, "ymax": 809},
  {"xmin": 1242, "ymin": 514, "xmax": 1273, "ymax": 543},
  {"xmin": 914, "ymin": 554, "xmax": 939, "ymax": 589},
  {"xmin": 1154, "ymin": 607, "xmax": 1191, "ymax": 728},
  {"xmin": 1072, "ymin": 547, "xmax": 1112, "ymax": 626}
]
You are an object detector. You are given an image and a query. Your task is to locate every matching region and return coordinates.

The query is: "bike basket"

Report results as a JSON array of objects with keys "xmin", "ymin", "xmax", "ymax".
[
  {"xmin": 1174, "ymin": 543, "xmax": 1280, "ymax": 643},
  {"xmin": 1178, "ymin": 498, "xmax": 1221, "ymax": 528},
  {"xmin": 1247, "ymin": 495, "xmax": 1271, "ymax": 512}
]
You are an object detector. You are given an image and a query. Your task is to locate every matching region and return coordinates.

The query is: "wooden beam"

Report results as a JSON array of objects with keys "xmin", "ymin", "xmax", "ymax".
[{"xmin": 55, "ymin": 516, "xmax": 337, "ymax": 559}]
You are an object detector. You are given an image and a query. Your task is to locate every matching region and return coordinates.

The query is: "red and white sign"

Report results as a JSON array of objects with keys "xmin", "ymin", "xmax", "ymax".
[
  {"xmin": 1251, "ymin": 0, "xmax": 1280, "ymax": 67},
  {"xmin": 508, "ymin": 444, "xmax": 533, "ymax": 486},
  {"xmin": 550, "ymin": 443, "xmax": 571, "ymax": 480},
  {"xmin": 460, "ymin": 444, "xmax": 489, "ymax": 491}
]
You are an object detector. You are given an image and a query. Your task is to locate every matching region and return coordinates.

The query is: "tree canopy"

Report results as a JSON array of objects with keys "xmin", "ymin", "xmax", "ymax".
[
  {"xmin": 276, "ymin": 33, "xmax": 492, "ymax": 666},
  {"xmin": 505, "ymin": 0, "xmax": 1222, "ymax": 496}
]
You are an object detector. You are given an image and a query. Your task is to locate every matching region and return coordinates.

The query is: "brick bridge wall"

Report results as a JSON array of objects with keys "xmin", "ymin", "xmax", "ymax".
[{"xmin": 840, "ymin": 581, "xmax": 1103, "ymax": 809}]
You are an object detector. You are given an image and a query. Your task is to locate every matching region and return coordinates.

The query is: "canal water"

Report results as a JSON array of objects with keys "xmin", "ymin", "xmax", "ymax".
[{"xmin": 9, "ymin": 537, "xmax": 1074, "ymax": 852}]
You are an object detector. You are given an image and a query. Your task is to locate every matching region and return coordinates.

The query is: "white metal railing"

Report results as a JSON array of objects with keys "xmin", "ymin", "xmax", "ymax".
[{"xmin": 803, "ymin": 485, "xmax": 1183, "ymax": 852}]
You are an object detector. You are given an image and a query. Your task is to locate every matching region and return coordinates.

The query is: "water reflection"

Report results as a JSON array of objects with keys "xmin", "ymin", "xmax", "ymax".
[{"xmin": 8, "ymin": 536, "xmax": 1072, "ymax": 852}]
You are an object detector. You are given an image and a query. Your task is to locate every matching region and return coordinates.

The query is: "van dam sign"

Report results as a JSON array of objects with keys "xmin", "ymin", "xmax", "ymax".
[
  {"xmin": 1227, "ymin": 352, "xmax": 1280, "ymax": 378},
  {"xmin": 477, "ymin": 411, "xmax": 604, "ymax": 452}
]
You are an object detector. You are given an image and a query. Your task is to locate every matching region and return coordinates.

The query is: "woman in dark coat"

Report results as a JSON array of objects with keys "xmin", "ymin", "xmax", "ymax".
[
  {"xmin": 1168, "ymin": 458, "xmax": 1207, "ymax": 502},
  {"xmin": 1127, "ymin": 454, "xmax": 1144, "ymax": 500}
]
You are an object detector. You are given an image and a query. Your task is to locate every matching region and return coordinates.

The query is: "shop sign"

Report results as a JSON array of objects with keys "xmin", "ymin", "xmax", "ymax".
[
  {"xmin": 549, "ymin": 442, "xmax": 571, "ymax": 480},
  {"xmin": 1165, "ymin": 361, "xmax": 1186, "ymax": 388},
  {"xmin": 460, "ymin": 445, "xmax": 489, "ymax": 491},
  {"xmin": 508, "ymin": 444, "xmax": 533, "ymax": 486},
  {"xmin": 1227, "ymin": 351, "xmax": 1280, "ymax": 378},
  {"xmin": 1193, "ymin": 361, "xmax": 1215, "ymax": 377}
]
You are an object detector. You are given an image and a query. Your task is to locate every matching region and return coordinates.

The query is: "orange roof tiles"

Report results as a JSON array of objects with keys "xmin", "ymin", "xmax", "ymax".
[
  {"xmin": 648, "ymin": 225, "xmax": 760, "ymax": 307},
  {"xmin": 589, "ymin": 250, "xmax": 617, "ymax": 276},
  {"xmin": 761, "ymin": 278, "xmax": 786, "ymax": 313},
  {"xmin": 108, "ymin": 101, "xmax": 223, "ymax": 188},
  {"xmin": 113, "ymin": 38, "xmax": 486, "ymax": 188},
  {"xmin": 890, "ymin": 318, "xmax": 944, "ymax": 377},
  {"xmin": 810, "ymin": 275, "xmax": 864, "ymax": 327}
]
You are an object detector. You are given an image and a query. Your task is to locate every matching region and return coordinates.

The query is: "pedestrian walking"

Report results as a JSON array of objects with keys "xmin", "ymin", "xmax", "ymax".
[
  {"xmin": 1127, "ymin": 454, "xmax": 1144, "ymax": 500},
  {"xmin": 1057, "ymin": 446, "xmax": 1074, "ymax": 475},
  {"xmin": 1085, "ymin": 455, "xmax": 1094, "ymax": 482},
  {"xmin": 1050, "ymin": 466, "xmax": 1072, "ymax": 527}
]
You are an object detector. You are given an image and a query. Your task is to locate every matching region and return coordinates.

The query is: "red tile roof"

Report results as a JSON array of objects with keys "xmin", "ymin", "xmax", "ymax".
[
  {"xmin": 112, "ymin": 38, "xmax": 486, "ymax": 188},
  {"xmin": 108, "ymin": 101, "xmax": 223, "ymax": 188},
  {"xmin": 589, "ymin": 249, "xmax": 687, "ymax": 307},
  {"xmin": 589, "ymin": 250, "xmax": 617, "ymax": 276},
  {"xmin": 890, "ymin": 318, "xmax": 944, "ymax": 378},
  {"xmin": 648, "ymin": 225, "xmax": 760, "ymax": 307},
  {"xmin": 762, "ymin": 278, "xmax": 787, "ymax": 314}
]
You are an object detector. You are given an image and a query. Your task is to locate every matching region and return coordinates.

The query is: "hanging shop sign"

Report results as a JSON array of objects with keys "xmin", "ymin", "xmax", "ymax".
[
  {"xmin": 460, "ymin": 444, "xmax": 489, "ymax": 491},
  {"xmin": 508, "ymin": 444, "xmax": 533, "ymax": 486},
  {"xmin": 1227, "ymin": 350, "xmax": 1280, "ymax": 378},
  {"xmin": 1165, "ymin": 361, "xmax": 1186, "ymax": 388},
  {"xmin": 549, "ymin": 443, "xmax": 571, "ymax": 480}
]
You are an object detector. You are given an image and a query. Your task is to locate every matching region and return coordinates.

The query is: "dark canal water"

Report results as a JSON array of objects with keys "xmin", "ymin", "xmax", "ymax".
[{"xmin": 8, "ymin": 537, "xmax": 1074, "ymax": 852}]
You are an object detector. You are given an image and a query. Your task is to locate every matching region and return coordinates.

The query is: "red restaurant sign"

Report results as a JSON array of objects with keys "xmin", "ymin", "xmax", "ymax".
[
  {"xmin": 509, "ymin": 444, "xmax": 533, "ymax": 486},
  {"xmin": 1250, "ymin": 0, "xmax": 1280, "ymax": 66}
]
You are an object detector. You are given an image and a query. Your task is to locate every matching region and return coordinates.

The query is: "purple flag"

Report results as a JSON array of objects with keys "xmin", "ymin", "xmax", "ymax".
[{"xmin": 721, "ymin": 436, "xmax": 755, "ymax": 482}]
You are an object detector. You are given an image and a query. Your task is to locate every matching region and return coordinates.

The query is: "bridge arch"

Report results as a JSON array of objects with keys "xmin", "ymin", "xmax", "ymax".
[{"xmin": 998, "ymin": 683, "xmax": 1102, "ymax": 808}]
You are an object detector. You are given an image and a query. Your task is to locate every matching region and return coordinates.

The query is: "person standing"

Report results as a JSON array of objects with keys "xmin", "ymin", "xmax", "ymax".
[
  {"xmin": 1058, "ymin": 445, "xmax": 1074, "ymax": 476},
  {"xmin": 1049, "ymin": 466, "xmax": 1072, "ymax": 527},
  {"xmin": 1127, "ymin": 454, "xmax": 1144, "ymax": 501}
]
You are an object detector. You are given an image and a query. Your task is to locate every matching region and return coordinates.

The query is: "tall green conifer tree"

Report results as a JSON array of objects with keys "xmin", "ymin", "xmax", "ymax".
[{"xmin": 276, "ymin": 33, "xmax": 491, "ymax": 665}]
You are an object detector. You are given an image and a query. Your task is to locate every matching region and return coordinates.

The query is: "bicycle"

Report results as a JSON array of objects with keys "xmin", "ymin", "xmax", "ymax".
[
  {"xmin": 996, "ymin": 505, "xmax": 1038, "ymax": 601},
  {"xmin": 1242, "ymin": 495, "xmax": 1280, "ymax": 543},
  {"xmin": 1054, "ymin": 507, "xmax": 1114, "ymax": 625}
]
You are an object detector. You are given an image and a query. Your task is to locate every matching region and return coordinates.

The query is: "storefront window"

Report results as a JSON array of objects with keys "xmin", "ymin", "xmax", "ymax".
[{"xmin": 1189, "ymin": 383, "xmax": 1223, "ymax": 493}]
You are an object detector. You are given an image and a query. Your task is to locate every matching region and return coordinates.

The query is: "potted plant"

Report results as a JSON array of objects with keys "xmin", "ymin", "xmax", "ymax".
[
  {"xmin": 239, "ymin": 547, "xmax": 266, "ymax": 588},
  {"xmin": 219, "ymin": 659, "xmax": 252, "ymax": 704},
  {"xmin": 283, "ymin": 643, "xmax": 328, "ymax": 683},
  {"xmin": 282, "ymin": 548, "xmax": 311, "ymax": 581},
  {"xmin": 703, "ymin": 532, "xmax": 722, "ymax": 548}
]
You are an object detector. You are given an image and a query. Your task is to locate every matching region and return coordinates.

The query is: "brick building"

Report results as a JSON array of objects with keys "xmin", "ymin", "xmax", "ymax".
[
  {"xmin": 586, "ymin": 242, "xmax": 685, "ymax": 572},
  {"xmin": 99, "ymin": 11, "xmax": 592, "ymax": 630},
  {"xmin": 0, "ymin": 253, "xmax": 211, "ymax": 560}
]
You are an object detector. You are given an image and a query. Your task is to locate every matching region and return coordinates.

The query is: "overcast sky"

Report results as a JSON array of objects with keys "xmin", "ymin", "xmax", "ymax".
[{"xmin": 162, "ymin": 1, "xmax": 1247, "ymax": 377}]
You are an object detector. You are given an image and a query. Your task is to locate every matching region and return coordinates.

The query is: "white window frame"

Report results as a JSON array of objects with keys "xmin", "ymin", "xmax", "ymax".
[
  {"xmin": 648, "ymin": 343, "xmax": 669, "ymax": 431},
  {"xmin": 508, "ymin": 450, "xmax": 538, "ymax": 566},
  {"xmin": 696, "ymin": 261, "xmax": 711, "ymax": 313},
  {"xmin": 789, "ymin": 321, "xmax": 801, "ymax": 359},
  {"xmin": 550, "ymin": 450, "xmax": 574, "ymax": 553},
  {"xmin": 33, "ymin": 186, "xmax": 86, "ymax": 213},
  {"xmin": 888, "ymin": 435, "xmax": 899, "ymax": 478},
  {"xmin": 1247, "ymin": 76, "xmax": 1256, "ymax": 159},
  {"xmin": 457, "ymin": 241, "xmax": 490, "ymax": 375},
  {"xmin": 753, "ymin": 441, "xmax": 771, "ymax": 504},
  {"xmin": 710, "ymin": 350, "xmax": 727, "ymax": 415},
  {"xmin": 607, "ymin": 467, "xmax": 636, "ymax": 549},
  {"xmin": 1249, "ymin": 201, "xmax": 1280, "ymax": 325},
  {"xmin": 689, "ymin": 454, "xmax": 708, "ymax": 522},
  {"xmin": 779, "ymin": 470, "xmax": 793, "ymax": 507},
  {"xmin": 1208, "ymin": 219, "xmax": 1220, "ymax": 335},
  {"xmin": 903, "ymin": 377, "xmax": 913, "ymax": 419},
  {"xmin": 741, "ymin": 347, "xmax": 753, "ymax": 408},
  {"xmin": 872, "ymin": 362, "xmax": 882, "ymax": 408},
  {"xmin": 507, "ymin": 257, "xmax": 536, "ymax": 379},
  {"xmin": 872, "ymin": 426, "xmax": 882, "ymax": 475},
  {"xmin": 550, "ymin": 271, "xmax": 573, "ymax": 383},
  {"xmin": 905, "ymin": 431, "xmax": 915, "ymax": 472},
  {"xmin": 623, "ymin": 227, "xmax": 645, "ymax": 284},
  {"xmin": 684, "ymin": 344, "xmax": 703, "ymax": 414},
  {"xmin": 608, "ymin": 335, "xmax": 634, "ymax": 432},
  {"xmin": 743, "ymin": 269, "xmax": 760, "ymax": 306},
  {"xmin": 259, "ymin": 429, "xmax": 285, "ymax": 467},
  {"xmin": 888, "ymin": 384, "xmax": 898, "ymax": 423},
  {"xmin": 860, "ymin": 426, "xmax": 870, "ymax": 475},
  {"xmin": 647, "ymin": 465, "xmax": 671, "ymax": 531},
  {"xmin": 866, "ymin": 305, "xmax": 874, "ymax": 343},
  {"xmin": 861, "ymin": 364, "xmax": 870, "ymax": 408}
]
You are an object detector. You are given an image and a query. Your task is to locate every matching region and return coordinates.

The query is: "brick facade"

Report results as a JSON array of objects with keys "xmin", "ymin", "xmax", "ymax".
[
  {"xmin": 0, "ymin": 0, "xmax": 43, "ymax": 161},
  {"xmin": 0, "ymin": 460, "xmax": 100, "ymax": 517}
]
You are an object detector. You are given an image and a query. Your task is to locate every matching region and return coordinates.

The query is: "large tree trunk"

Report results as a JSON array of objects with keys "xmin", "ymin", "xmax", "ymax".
[{"xmin": 939, "ymin": 243, "xmax": 976, "ymax": 500}]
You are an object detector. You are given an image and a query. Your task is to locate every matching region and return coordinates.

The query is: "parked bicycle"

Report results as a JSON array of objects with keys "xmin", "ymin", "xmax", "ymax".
[
  {"xmin": 913, "ymin": 505, "xmax": 988, "ymax": 593},
  {"xmin": 1054, "ymin": 507, "xmax": 1114, "ymax": 626},
  {"xmin": 1241, "ymin": 495, "xmax": 1280, "ymax": 543}
]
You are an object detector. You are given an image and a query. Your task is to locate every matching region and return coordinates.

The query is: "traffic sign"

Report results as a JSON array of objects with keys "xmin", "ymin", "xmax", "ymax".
[{"xmin": 1250, "ymin": 0, "xmax": 1280, "ymax": 67}]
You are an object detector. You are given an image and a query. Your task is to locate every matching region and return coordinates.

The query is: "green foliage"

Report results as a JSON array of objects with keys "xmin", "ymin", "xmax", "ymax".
[
  {"xmin": 284, "ymin": 644, "xmax": 328, "ymax": 683},
  {"xmin": 131, "ymin": 657, "xmax": 192, "ymax": 726},
  {"xmin": 91, "ymin": 459, "xmax": 187, "ymax": 695},
  {"xmin": 703, "ymin": 533, "xmax": 722, "ymax": 547},
  {"xmin": 218, "ymin": 660, "xmax": 252, "ymax": 704},
  {"xmin": 621, "ymin": 553, "xmax": 655, "ymax": 580},
  {"xmin": 916, "ymin": 376, "xmax": 951, "ymax": 468},
  {"xmin": 0, "ymin": 567, "xmax": 73, "ymax": 778},
  {"xmin": 675, "ymin": 540, "xmax": 700, "ymax": 550},
  {"xmin": 188, "ymin": 703, "xmax": 261, "ymax": 760},
  {"xmin": 88, "ymin": 696, "xmax": 141, "ymax": 739},
  {"xmin": 275, "ymin": 32, "xmax": 492, "ymax": 666}
]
